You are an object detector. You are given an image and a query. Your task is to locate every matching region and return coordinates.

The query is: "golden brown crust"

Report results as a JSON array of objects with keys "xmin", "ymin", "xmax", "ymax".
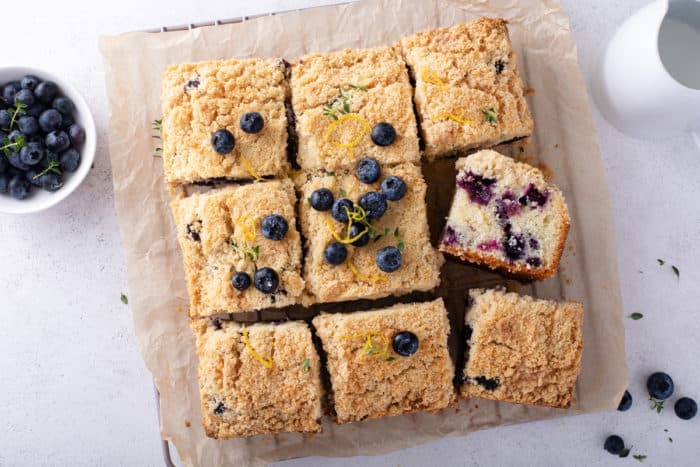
[
  {"xmin": 399, "ymin": 18, "xmax": 533, "ymax": 160},
  {"xmin": 191, "ymin": 319, "xmax": 323, "ymax": 438},
  {"xmin": 312, "ymin": 299, "xmax": 456, "ymax": 423},
  {"xmin": 459, "ymin": 289, "xmax": 583, "ymax": 408},
  {"xmin": 290, "ymin": 46, "xmax": 420, "ymax": 171},
  {"xmin": 171, "ymin": 180, "xmax": 305, "ymax": 317},
  {"xmin": 161, "ymin": 58, "xmax": 289, "ymax": 184},
  {"xmin": 296, "ymin": 163, "xmax": 443, "ymax": 305}
]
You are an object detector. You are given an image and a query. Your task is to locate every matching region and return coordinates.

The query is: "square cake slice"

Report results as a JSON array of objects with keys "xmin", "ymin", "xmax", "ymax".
[
  {"xmin": 460, "ymin": 289, "xmax": 583, "ymax": 408},
  {"xmin": 439, "ymin": 150, "xmax": 570, "ymax": 280},
  {"xmin": 290, "ymin": 46, "xmax": 420, "ymax": 171},
  {"xmin": 312, "ymin": 299, "xmax": 455, "ymax": 423},
  {"xmin": 161, "ymin": 58, "xmax": 289, "ymax": 185},
  {"xmin": 191, "ymin": 319, "xmax": 323, "ymax": 438},
  {"xmin": 297, "ymin": 162, "xmax": 443, "ymax": 305},
  {"xmin": 171, "ymin": 180, "xmax": 305, "ymax": 317},
  {"xmin": 400, "ymin": 18, "xmax": 534, "ymax": 159}
]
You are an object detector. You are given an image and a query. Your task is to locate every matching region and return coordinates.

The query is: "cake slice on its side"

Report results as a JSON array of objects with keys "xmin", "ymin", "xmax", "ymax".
[
  {"xmin": 439, "ymin": 150, "xmax": 570, "ymax": 280},
  {"xmin": 460, "ymin": 288, "xmax": 583, "ymax": 409},
  {"xmin": 312, "ymin": 299, "xmax": 455, "ymax": 424},
  {"xmin": 191, "ymin": 319, "xmax": 323, "ymax": 438}
]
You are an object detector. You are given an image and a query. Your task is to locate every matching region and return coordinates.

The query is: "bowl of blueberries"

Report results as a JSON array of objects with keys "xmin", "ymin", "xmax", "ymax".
[{"xmin": 0, "ymin": 67, "xmax": 96, "ymax": 214}]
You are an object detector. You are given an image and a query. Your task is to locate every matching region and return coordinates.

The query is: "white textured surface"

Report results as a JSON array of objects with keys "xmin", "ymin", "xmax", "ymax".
[{"xmin": 0, "ymin": 1, "xmax": 698, "ymax": 466}]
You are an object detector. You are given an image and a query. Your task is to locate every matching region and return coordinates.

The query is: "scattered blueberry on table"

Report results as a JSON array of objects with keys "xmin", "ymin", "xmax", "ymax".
[
  {"xmin": 674, "ymin": 397, "xmax": 697, "ymax": 420},
  {"xmin": 0, "ymin": 75, "xmax": 85, "ymax": 200},
  {"xmin": 617, "ymin": 390, "xmax": 633, "ymax": 411},
  {"xmin": 647, "ymin": 372, "xmax": 674, "ymax": 400},
  {"xmin": 603, "ymin": 435, "xmax": 625, "ymax": 456}
]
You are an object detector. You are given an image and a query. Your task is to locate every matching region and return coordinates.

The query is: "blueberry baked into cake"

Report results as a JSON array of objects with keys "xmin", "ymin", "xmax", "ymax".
[
  {"xmin": 191, "ymin": 319, "xmax": 323, "ymax": 438},
  {"xmin": 439, "ymin": 149, "xmax": 570, "ymax": 280},
  {"xmin": 312, "ymin": 299, "xmax": 455, "ymax": 423},
  {"xmin": 460, "ymin": 289, "xmax": 583, "ymax": 408}
]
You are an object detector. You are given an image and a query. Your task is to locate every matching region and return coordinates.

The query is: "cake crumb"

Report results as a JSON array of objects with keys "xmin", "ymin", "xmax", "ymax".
[{"xmin": 185, "ymin": 420, "xmax": 191, "ymax": 427}]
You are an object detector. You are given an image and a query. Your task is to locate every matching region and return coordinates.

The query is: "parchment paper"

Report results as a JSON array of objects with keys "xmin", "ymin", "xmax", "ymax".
[{"xmin": 99, "ymin": 1, "xmax": 627, "ymax": 465}]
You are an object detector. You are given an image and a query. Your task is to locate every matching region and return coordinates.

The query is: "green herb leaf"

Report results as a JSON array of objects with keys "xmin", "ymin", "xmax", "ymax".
[
  {"xmin": 325, "ymin": 170, "xmax": 335, "ymax": 177},
  {"xmin": 367, "ymin": 226, "xmax": 375, "ymax": 238},
  {"xmin": 650, "ymin": 397, "xmax": 664, "ymax": 413},
  {"xmin": 301, "ymin": 358, "xmax": 310, "ymax": 372},
  {"xmin": 349, "ymin": 84, "xmax": 367, "ymax": 92},
  {"xmin": 251, "ymin": 245, "xmax": 260, "ymax": 261},
  {"xmin": 394, "ymin": 227, "xmax": 399, "ymax": 237},
  {"xmin": 668, "ymin": 437, "xmax": 673, "ymax": 443},
  {"xmin": 384, "ymin": 227, "xmax": 390, "ymax": 236},
  {"xmin": 338, "ymin": 187, "xmax": 347, "ymax": 197},
  {"xmin": 385, "ymin": 356, "xmax": 396, "ymax": 361},
  {"xmin": 397, "ymin": 240, "xmax": 405, "ymax": 252},
  {"xmin": 633, "ymin": 454, "xmax": 647, "ymax": 462},
  {"xmin": 671, "ymin": 265, "xmax": 679, "ymax": 278},
  {"xmin": 307, "ymin": 197, "xmax": 312, "ymax": 205},
  {"xmin": 33, "ymin": 159, "xmax": 62, "ymax": 180},
  {"xmin": 657, "ymin": 259, "xmax": 665, "ymax": 266},
  {"xmin": 628, "ymin": 312, "xmax": 643, "ymax": 320},
  {"xmin": 120, "ymin": 293, "xmax": 128, "ymax": 305},
  {"xmin": 374, "ymin": 234, "xmax": 383, "ymax": 243},
  {"xmin": 482, "ymin": 107, "xmax": 497, "ymax": 124},
  {"xmin": 619, "ymin": 448, "xmax": 631, "ymax": 458}
]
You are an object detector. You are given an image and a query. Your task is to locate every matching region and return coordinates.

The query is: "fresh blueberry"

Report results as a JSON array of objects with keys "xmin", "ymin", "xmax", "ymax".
[
  {"xmin": 59, "ymin": 148, "xmax": 81, "ymax": 172},
  {"xmin": 358, "ymin": 191, "xmax": 387, "ymax": 219},
  {"xmin": 61, "ymin": 113, "xmax": 75, "ymax": 129},
  {"xmin": 647, "ymin": 372, "xmax": 674, "ymax": 400},
  {"xmin": 376, "ymin": 246, "xmax": 402, "ymax": 272},
  {"xmin": 380, "ymin": 176, "xmax": 407, "ymax": 201},
  {"xmin": 674, "ymin": 397, "xmax": 697, "ymax": 420},
  {"xmin": 494, "ymin": 59, "xmax": 506, "ymax": 74},
  {"xmin": 38, "ymin": 172, "xmax": 63, "ymax": 192},
  {"xmin": 331, "ymin": 198, "xmax": 354, "ymax": 223},
  {"xmin": 68, "ymin": 123, "xmax": 85, "ymax": 145},
  {"xmin": 457, "ymin": 171, "xmax": 496, "ymax": 205},
  {"xmin": 38, "ymin": 109, "xmax": 63, "ymax": 132},
  {"xmin": 0, "ymin": 109, "xmax": 12, "ymax": 129},
  {"xmin": 34, "ymin": 81, "xmax": 59, "ymax": 105},
  {"xmin": 371, "ymin": 122, "xmax": 396, "ymax": 146},
  {"xmin": 231, "ymin": 272, "xmax": 251, "ymax": 291},
  {"xmin": 19, "ymin": 143, "xmax": 44, "ymax": 166},
  {"xmin": 25, "ymin": 103, "xmax": 46, "ymax": 118},
  {"xmin": 14, "ymin": 89, "xmax": 35, "ymax": 107},
  {"xmin": 39, "ymin": 151, "xmax": 59, "ymax": 169},
  {"xmin": 261, "ymin": 214, "xmax": 288, "ymax": 241},
  {"xmin": 0, "ymin": 173, "xmax": 9, "ymax": 193},
  {"xmin": 253, "ymin": 267, "xmax": 279, "ymax": 293},
  {"xmin": 323, "ymin": 242, "xmax": 348, "ymax": 265},
  {"xmin": 20, "ymin": 75, "xmax": 40, "ymax": 90},
  {"xmin": 356, "ymin": 157, "xmax": 380, "ymax": 184},
  {"xmin": 213, "ymin": 401, "xmax": 226, "ymax": 415},
  {"xmin": 17, "ymin": 116, "xmax": 39, "ymax": 135},
  {"xmin": 211, "ymin": 129, "xmax": 235, "ymax": 155},
  {"xmin": 2, "ymin": 82, "xmax": 21, "ymax": 105},
  {"xmin": 25, "ymin": 170, "xmax": 42, "ymax": 187},
  {"xmin": 617, "ymin": 390, "xmax": 632, "ymax": 411},
  {"xmin": 310, "ymin": 188, "xmax": 334, "ymax": 211},
  {"xmin": 0, "ymin": 155, "xmax": 7, "ymax": 173},
  {"xmin": 349, "ymin": 223, "xmax": 369, "ymax": 247},
  {"xmin": 392, "ymin": 331, "xmax": 419, "ymax": 356},
  {"xmin": 8, "ymin": 175, "xmax": 30, "ymax": 199},
  {"xmin": 603, "ymin": 435, "xmax": 625, "ymax": 455},
  {"xmin": 7, "ymin": 152, "xmax": 29, "ymax": 171},
  {"xmin": 52, "ymin": 96, "xmax": 75, "ymax": 116},
  {"xmin": 503, "ymin": 232, "xmax": 526, "ymax": 261},
  {"xmin": 239, "ymin": 111, "xmax": 264, "ymax": 134},
  {"xmin": 8, "ymin": 130, "xmax": 24, "ymax": 143},
  {"xmin": 45, "ymin": 131, "xmax": 71, "ymax": 152}
]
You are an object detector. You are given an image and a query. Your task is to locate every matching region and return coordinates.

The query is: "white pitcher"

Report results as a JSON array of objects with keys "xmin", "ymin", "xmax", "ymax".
[{"xmin": 593, "ymin": 0, "xmax": 700, "ymax": 147}]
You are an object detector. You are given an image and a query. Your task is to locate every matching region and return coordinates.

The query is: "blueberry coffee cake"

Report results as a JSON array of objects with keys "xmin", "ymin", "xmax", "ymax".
[
  {"xmin": 191, "ymin": 319, "xmax": 323, "ymax": 438},
  {"xmin": 171, "ymin": 179, "xmax": 304, "ymax": 317},
  {"xmin": 296, "ymin": 162, "xmax": 443, "ymax": 305},
  {"xmin": 290, "ymin": 46, "xmax": 420, "ymax": 171},
  {"xmin": 400, "ymin": 18, "xmax": 533, "ymax": 159},
  {"xmin": 312, "ymin": 299, "xmax": 455, "ymax": 423},
  {"xmin": 460, "ymin": 289, "xmax": 583, "ymax": 408},
  {"xmin": 161, "ymin": 58, "xmax": 289, "ymax": 185},
  {"xmin": 439, "ymin": 150, "xmax": 569, "ymax": 280}
]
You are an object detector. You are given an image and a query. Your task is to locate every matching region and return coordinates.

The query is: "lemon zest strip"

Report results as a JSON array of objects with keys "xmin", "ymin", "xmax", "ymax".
[
  {"xmin": 242, "ymin": 324, "xmax": 273, "ymax": 369},
  {"xmin": 235, "ymin": 216, "xmax": 256, "ymax": 242},
  {"xmin": 347, "ymin": 258, "xmax": 387, "ymax": 282},
  {"xmin": 240, "ymin": 153, "xmax": 265, "ymax": 181},
  {"xmin": 420, "ymin": 67, "xmax": 448, "ymax": 91},
  {"xmin": 324, "ymin": 114, "xmax": 372, "ymax": 149},
  {"xmin": 432, "ymin": 113, "xmax": 476, "ymax": 125},
  {"xmin": 341, "ymin": 331, "xmax": 391, "ymax": 359}
]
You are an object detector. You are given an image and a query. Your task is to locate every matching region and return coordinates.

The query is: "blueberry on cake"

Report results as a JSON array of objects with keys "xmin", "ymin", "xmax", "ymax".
[
  {"xmin": 296, "ymin": 162, "xmax": 443, "ymax": 305},
  {"xmin": 312, "ymin": 299, "xmax": 455, "ymax": 423},
  {"xmin": 400, "ymin": 18, "xmax": 533, "ymax": 159},
  {"xmin": 460, "ymin": 288, "xmax": 583, "ymax": 408},
  {"xmin": 439, "ymin": 150, "xmax": 569, "ymax": 280},
  {"xmin": 161, "ymin": 58, "xmax": 289, "ymax": 185},
  {"xmin": 290, "ymin": 46, "xmax": 420, "ymax": 171},
  {"xmin": 171, "ymin": 179, "xmax": 304, "ymax": 317},
  {"xmin": 191, "ymin": 319, "xmax": 323, "ymax": 438}
]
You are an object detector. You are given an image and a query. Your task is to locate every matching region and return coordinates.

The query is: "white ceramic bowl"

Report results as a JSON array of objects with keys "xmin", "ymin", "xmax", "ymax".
[{"xmin": 0, "ymin": 67, "xmax": 96, "ymax": 214}]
